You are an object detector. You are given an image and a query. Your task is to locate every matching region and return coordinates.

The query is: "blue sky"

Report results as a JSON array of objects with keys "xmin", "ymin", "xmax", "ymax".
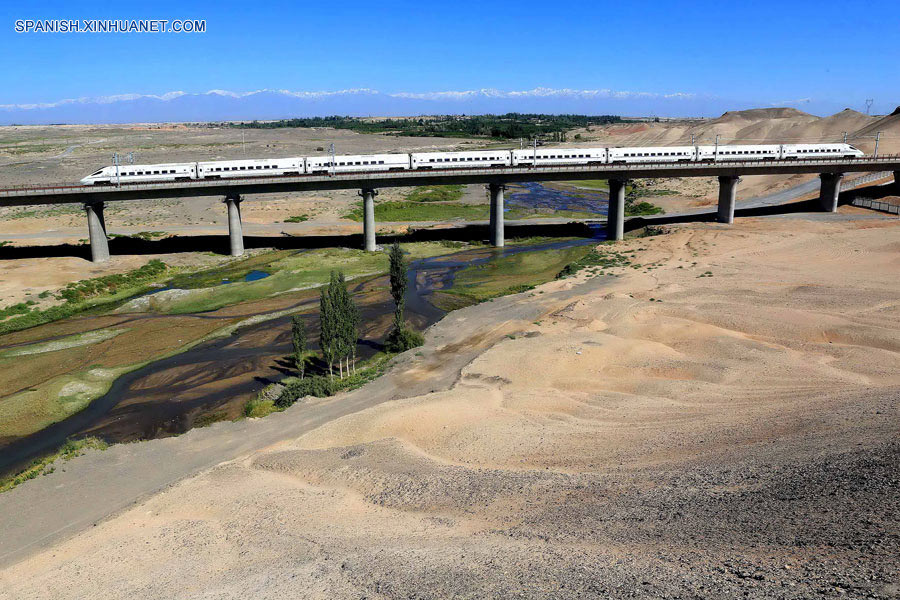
[{"xmin": 2, "ymin": 0, "xmax": 898, "ymax": 115}]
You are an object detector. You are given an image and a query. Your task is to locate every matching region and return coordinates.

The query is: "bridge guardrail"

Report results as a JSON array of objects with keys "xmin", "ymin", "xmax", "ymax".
[{"xmin": 851, "ymin": 198, "xmax": 900, "ymax": 215}]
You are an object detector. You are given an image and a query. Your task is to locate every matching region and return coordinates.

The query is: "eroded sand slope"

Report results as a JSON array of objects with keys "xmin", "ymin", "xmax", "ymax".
[{"xmin": 2, "ymin": 212, "xmax": 898, "ymax": 598}]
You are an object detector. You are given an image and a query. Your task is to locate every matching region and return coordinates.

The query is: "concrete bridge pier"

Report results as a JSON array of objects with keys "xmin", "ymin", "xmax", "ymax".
[
  {"xmin": 84, "ymin": 201, "xmax": 109, "ymax": 263},
  {"xmin": 224, "ymin": 195, "xmax": 244, "ymax": 257},
  {"xmin": 606, "ymin": 178, "xmax": 627, "ymax": 241},
  {"xmin": 488, "ymin": 183, "xmax": 506, "ymax": 247},
  {"xmin": 359, "ymin": 188, "xmax": 378, "ymax": 251},
  {"xmin": 894, "ymin": 171, "xmax": 899, "ymax": 186},
  {"xmin": 717, "ymin": 176, "xmax": 741, "ymax": 224},
  {"xmin": 818, "ymin": 173, "xmax": 844, "ymax": 212}
]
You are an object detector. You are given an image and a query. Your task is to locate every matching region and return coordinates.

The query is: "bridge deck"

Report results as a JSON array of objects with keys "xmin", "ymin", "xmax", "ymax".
[{"xmin": 2, "ymin": 155, "xmax": 899, "ymax": 207}]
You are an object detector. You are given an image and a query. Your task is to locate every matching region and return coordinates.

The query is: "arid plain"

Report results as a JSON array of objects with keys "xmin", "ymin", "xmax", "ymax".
[
  {"xmin": 0, "ymin": 110, "xmax": 899, "ymax": 598},
  {"xmin": 1, "ymin": 211, "xmax": 898, "ymax": 598}
]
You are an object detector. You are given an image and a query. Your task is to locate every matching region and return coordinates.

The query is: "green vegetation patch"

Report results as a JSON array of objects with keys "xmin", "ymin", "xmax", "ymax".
[
  {"xmin": 0, "ymin": 260, "xmax": 171, "ymax": 336},
  {"xmin": 109, "ymin": 231, "xmax": 168, "ymax": 241},
  {"xmin": 283, "ymin": 214, "xmax": 310, "ymax": 223},
  {"xmin": 625, "ymin": 199, "xmax": 665, "ymax": 216},
  {"xmin": 0, "ymin": 366, "xmax": 132, "ymax": 439},
  {"xmin": 444, "ymin": 245, "xmax": 593, "ymax": 304},
  {"xmin": 563, "ymin": 179, "xmax": 610, "ymax": 191},
  {"xmin": 343, "ymin": 185, "xmax": 476, "ymax": 222},
  {"xmin": 155, "ymin": 243, "xmax": 456, "ymax": 314},
  {"xmin": 405, "ymin": 185, "xmax": 465, "ymax": 203},
  {"xmin": 344, "ymin": 201, "xmax": 488, "ymax": 222},
  {"xmin": 243, "ymin": 353, "xmax": 394, "ymax": 418},
  {"xmin": 59, "ymin": 259, "xmax": 168, "ymax": 304},
  {"xmin": 277, "ymin": 354, "xmax": 393, "ymax": 407},
  {"xmin": 0, "ymin": 328, "xmax": 126, "ymax": 359},
  {"xmin": 0, "ymin": 301, "xmax": 36, "ymax": 320},
  {"xmin": 166, "ymin": 251, "xmax": 292, "ymax": 290},
  {"xmin": 1, "ymin": 206, "xmax": 82, "ymax": 221},
  {"xmin": 556, "ymin": 246, "xmax": 634, "ymax": 278},
  {"xmin": 0, "ymin": 437, "xmax": 108, "ymax": 494}
]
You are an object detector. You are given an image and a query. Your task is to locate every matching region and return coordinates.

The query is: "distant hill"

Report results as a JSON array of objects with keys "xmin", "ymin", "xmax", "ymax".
[
  {"xmin": 849, "ymin": 106, "xmax": 900, "ymax": 153},
  {"xmin": 0, "ymin": 88, "xmax": 868, "ymax": 126},
  {"xmin": 716, "ymin": 107, "xmax": 815, "ymax": 121}
]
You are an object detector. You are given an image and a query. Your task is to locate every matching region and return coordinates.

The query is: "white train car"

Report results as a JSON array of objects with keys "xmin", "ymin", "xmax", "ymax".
[
  {"xmin": 80, "ymin": 162, "xmax": 195, "ymax": 185},
  {"xmin": 307, "ymin": 154, "xmax": 409, "ymax": 175},
  {"xmin": 512, "ymin": 147, "xmax": 606, "ymax": 167},
  {"xmin": 696, "ymin": 144, "xmax": 781, "ymax": 161},
  {"xmin": 411, "ymin": 150, "xmax": 511, "ymax": 170},
  {"xmin": 781, "ymin": 143, "xmax": 864, "ymax": 159},
  {"xmin": 198, "ymin": 157, "xmax": 302, "ymax": 179},
  {"xmin": 609, "ymin": 146, "xmax": 696, "ymax": 164}
]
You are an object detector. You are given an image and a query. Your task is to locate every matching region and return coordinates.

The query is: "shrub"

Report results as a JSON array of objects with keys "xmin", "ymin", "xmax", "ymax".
[
  {"xmin": 384, "ymin": 326, "xmax": 425, "ymax": 353},
  {"xmin": 275, "ymin": 375, "xmax": 338, "ymax": 408}
]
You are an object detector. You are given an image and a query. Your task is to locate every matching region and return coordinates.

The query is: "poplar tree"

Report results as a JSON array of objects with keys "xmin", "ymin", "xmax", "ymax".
[
  {"xmin": 385, "ymin": 242, "xmax": 424, "ymax": 352},
  {"xmin": 320, "ymin": 270, "xmax": 360, "ymax": 379},
  {"xmin": 290, "ymin": 315, "xmax": 308, "ymax": 379},
  {"xmin": 342, "ymin": 273, "xmax": 361, "ymax": 374},
  {"xmin": 389, "ymin": 241, "xmax": 407, "ymax": 325},
  {"xmin": 319, "ymin": 283, "xmax": 337, "ymax": 378}
]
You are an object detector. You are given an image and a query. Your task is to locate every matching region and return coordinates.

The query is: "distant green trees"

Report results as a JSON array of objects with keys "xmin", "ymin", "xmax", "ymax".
[
  {"xmin": 319, "ymin": 270, "xmax": 360, "ymax": 379},
  {"xmin": 384, "ymin": 242, "xmax": 424, "ymax": 353},
  {"xmin": 222, "ymin": 113, "xmax": 623, "ymax": 140}
]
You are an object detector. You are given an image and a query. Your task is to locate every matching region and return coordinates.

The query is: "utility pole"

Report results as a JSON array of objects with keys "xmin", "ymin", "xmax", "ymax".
[
  {"xmin": 330, "ymin": 143, "xmax": 336, "ymax": 176},
  {"xmin": 842, "ymin": 132, "xmax": 847, "ymax": 144},
  {"xmin": 532, "ymin": 138, "xmax": 537, "ymax": 167},
  {"xmin": 113, "ymin": 152, "xmax": 120, "ymax": 187},
  {"xmin": 865, "ymin": 99, "xmax": 874, "ymax": 115},
  {"xmin": 241, "ymin": 131, "xmax": 245, "ymax": 155},
  {"xmin": 874, "ymin": 131, "xmax": 881, "ymax": 158},
  {"xmin": 690, "ymin": 134, "xmax": 695, "ymax": 145},
  {"xmin": 714, "ymin": 134, "xmax": 720, "ymax": 162}
]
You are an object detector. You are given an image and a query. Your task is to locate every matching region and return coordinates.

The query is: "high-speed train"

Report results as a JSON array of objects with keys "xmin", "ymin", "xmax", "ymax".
[{"xmin": 80, "ymin": 143, "xmax": 866, "ymax": 185}]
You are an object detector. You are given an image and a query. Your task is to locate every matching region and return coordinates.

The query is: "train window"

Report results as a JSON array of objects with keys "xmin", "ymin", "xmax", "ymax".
[{"xmin": 379, "ymin": 161, "xmax": 384, "ymax": 164}]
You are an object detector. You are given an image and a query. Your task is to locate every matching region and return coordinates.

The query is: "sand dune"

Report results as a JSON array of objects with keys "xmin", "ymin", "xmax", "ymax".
[
  {"xmin": 568, "ymin": 106, "xmax": 897, "ymax": 206},
  {"xmin": 2, "ymin": 210, "xmax": 898, "ymax": 599}
]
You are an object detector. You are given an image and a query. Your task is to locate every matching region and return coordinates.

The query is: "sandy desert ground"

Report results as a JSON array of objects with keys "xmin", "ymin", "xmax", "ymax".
[{"xmin": 1, "ymin": 208, "xmax": 897, "ymax": 599}]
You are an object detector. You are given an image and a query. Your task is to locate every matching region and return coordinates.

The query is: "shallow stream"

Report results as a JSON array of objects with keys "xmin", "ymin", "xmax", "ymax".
[{"xmin": 0, "ymin": 185, "xmax": 607, "ymax": 474}]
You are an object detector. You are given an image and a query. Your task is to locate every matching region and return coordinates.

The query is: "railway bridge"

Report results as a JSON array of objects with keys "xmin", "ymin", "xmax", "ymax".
[{"xmin": 1, "ymin": 156, "xmax": 899, "ymax": 262}]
